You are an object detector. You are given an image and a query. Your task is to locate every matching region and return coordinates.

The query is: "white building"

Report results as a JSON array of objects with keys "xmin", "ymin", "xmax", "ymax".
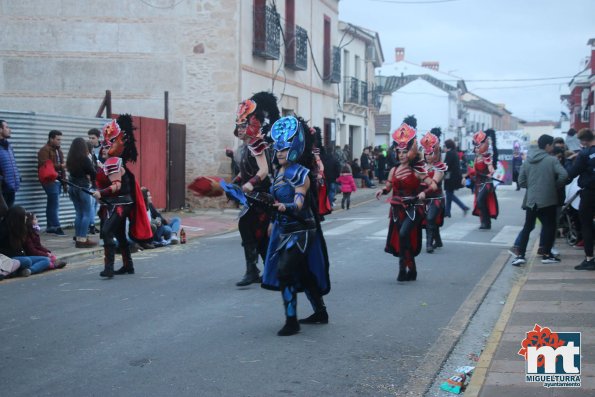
[
  {"xmin": 336, "ymin": 21, "xmax": 384, "ymax": 160},
  {"xmin": 376, "ymin": 48, "xmax": 464, "ymax": 145}
]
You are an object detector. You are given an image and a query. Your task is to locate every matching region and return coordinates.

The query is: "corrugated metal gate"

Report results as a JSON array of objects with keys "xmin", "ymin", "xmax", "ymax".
[{"xmin": 0, "ymin": 110, "xmax": 107, "ymax": 228}]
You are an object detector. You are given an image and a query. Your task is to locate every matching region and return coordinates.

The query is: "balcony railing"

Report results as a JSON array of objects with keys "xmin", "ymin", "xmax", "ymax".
[
  {"xmin": 253, "ymin": 4, "xmax": 280, "ymax": 60},
  {"xmin": 285, "ymin": 25, "xmax": 308, "ymax": 71},
  {"xmin": 328, "ymin": 45, "xmax": 341, "ymax": 83},
  {"xmin": 343, "ymin": 77, "xmax": 368, "ymax": 106}
]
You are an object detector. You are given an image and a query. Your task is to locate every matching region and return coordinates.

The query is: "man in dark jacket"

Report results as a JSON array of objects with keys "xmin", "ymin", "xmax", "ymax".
[
  {"xmin": 37, "ymin": 130, "xmax": 66, "ymax": 235},
  {"xmin": 322, "ymin": 147, "xmax": 340, "ymax": 206},
  {"xmin": 0, "ymin": 120, "xmax": 20, "ymax": 207},
  {"xmin": 566, "ymin": 128, "xmax": 595, "ymax": 270},
  {"xmin": 443, "ymin": 139, "xmax": 469, "ymax": 217},
  {"xmin": 510, "ymin": 134, "xmax": 568, "ymax": 266}
]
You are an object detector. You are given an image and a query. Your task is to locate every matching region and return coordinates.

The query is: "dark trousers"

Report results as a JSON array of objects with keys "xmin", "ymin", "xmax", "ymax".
[
  {"xmin": 579, "ymin": 189, "xmax": 594, "ymax": 257},
  {"xmin": 445, "ymin": 189, "xmax": 468, "ymax": 217},
  {"xmin": 516, "ymin": 205, "xmax": 557, "ymax": 257},
  {"xmin": 2, "ymin": 190, "xmax": 15, "ymax": 207}
]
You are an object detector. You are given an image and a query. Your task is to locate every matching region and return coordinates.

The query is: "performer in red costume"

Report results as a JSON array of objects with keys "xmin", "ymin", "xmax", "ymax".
[
  {"xmin": 231, "ymin": 92, "xmax": 280, "ymax": 286},
  {"xmin": 376, "ymin": 117, "xmax": 437, "ymax": 282},
  {"xmin": 469, "ymin": 130, "xmax": 499, "ymax": 229},
  {"xmin": 420, "ymin": 128, "xmax": 447, "ymax": 253},
  {"xmin": 92, "ymin": 115, "xmax": 152, "ymax": 278}
]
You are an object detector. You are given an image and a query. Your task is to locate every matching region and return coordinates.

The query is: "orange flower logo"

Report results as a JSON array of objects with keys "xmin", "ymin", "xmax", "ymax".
[{"xmin": 518, "ymin": 324, "xmax": 565, "ymax": 368}]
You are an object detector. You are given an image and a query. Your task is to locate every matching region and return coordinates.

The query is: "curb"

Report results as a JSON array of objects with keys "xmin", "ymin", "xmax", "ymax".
[
  {"xmin": 463, "ymin": 241, "xmax": 538, "ymax": 396},
  {"xmin": 402, "ymin": 249, "xmax": 511, "ymax": 396}
]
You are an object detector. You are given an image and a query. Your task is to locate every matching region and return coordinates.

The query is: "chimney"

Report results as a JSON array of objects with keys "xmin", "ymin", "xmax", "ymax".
[
  {"xmin": 395, "ymin": 47, "xmax": 405, "ymax": 62},
  {"xmin": 421, "ymin": 61, "xmax": 439, "ymax": 71}
]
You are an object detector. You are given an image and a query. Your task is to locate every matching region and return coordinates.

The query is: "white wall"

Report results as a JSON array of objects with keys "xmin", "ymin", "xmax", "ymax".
[{"xmin": 390, "ymin": 79, "xmax": 449, "ymax": 139}]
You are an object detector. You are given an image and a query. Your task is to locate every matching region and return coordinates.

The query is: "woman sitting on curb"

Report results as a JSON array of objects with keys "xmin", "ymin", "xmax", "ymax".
[
  {"xmin": 0, "ymin": 206, "xmax": 51, "ymax": 277},
  {"xmin": 24, "ymin": 212, "xmax": 66, "ymax": 270},
  {"xmin": 141, "ymin": 187, "xmax": 181, "ymax": 246}
]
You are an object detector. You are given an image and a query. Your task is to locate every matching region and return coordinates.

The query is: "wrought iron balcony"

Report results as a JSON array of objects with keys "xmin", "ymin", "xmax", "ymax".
[
  {"xmin": 344, "ymin": 77, "xmax": 368, "ymax": 106},
  {"xmin": 286, "ymin": 25, "xmax": 308, "ymax": 71},
  {"xmin": 253, "ymin": 4, "xmax": 280, "ymax": 60},
  {"xmin": 327, "ymin": 45, "xmax": 341, "ymax": 83}
]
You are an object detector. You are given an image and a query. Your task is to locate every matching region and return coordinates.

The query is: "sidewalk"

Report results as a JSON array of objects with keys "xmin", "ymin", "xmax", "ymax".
[
  {"xmin": 467, "ymin": 239, "xmax": 595, "ymax": 395},
  {"xmin": 40, "ymin": 186, "xmax": 378, "ymax": 265}
]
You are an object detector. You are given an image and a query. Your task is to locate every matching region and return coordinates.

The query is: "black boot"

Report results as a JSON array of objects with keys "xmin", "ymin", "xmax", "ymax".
[
  {"xmin": 100, "ymin": 245, "xmax": 115, "ymax": 278},
  {"xmin": 236, "ymin": 245, "xmax": 260, "ymax": 286},
  {"xmin": 115, "ymin": 245, "xmax": 135, "ymax": 274},
  {"xmin": 300, "ymin": 290, "xmax": 328, "ymax": 324},
  {"xmin": 278, "ymin": 285, "xmax": 300, "ymax": 335},
  {"xmin": 277, "ymin": 316, "xmax": 300, "ymax": 336},
  {"xmin": 426, "ymin": 227, "xmax": 434, "ymax": 253},
  {"xmin": 433, "ymin": 228, "xmax": 443, "ymax": 248},
  {"xmin": 397, "ymin": 260, "xmax": 407, "ymax": 282}
]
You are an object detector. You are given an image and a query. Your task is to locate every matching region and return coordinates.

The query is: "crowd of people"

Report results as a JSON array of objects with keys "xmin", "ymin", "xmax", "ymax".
[
  {"xmin": 2, "ymin": 105, "xmax": 594, "ymax": 335},
  {"xmin": 0, "ymin": 117, "xmax": 182, "ymax": 281}
]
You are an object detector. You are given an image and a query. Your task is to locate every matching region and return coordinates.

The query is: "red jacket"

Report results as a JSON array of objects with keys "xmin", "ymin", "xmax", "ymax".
[
  {"xmin": 336, "ymin": 173, "xmax": 357, "ymax": 193},
  {"xmin": 24, "ymin": 229, "xmax": 51, "ymax": 257}
]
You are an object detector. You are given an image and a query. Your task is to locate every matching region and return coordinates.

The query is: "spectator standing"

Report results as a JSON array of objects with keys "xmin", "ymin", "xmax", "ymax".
[
  {"xmin": 443, "ymin": 139, "xmax": 469, "ymax": 217},
  {"xmin": 342, "ymin": 145, "xmax": 351, "ymax": 166},
  {"xmin": 321, "ymin": 147, "xmax": 340, "ymax": 207},
  {"xmin": 351, "ymin": 158, "xmax": 375, "ymax": 188},
  {"xmin": 336, "ymin": 164, "xmax": 357, "ymax": 209},
  {"xmin": 376, "ymin": 147, "xmax": 387, "ymax": 184},
  {"xmin": 87, "ymin": 129, "xmax": 102, "ymax": 234},
  {"xmin": 565, "ymin": 128, "xmax": 581, "ymax": 152},
  {"xmin": 37, "ymin": 130, "xmax": 66, "ymax": 235},
  {"xmin": 359, "ymin": 148, "xmax": 376, "ymax": 188},
  {"xmin": 66, "ymin": 137, "xmax": 97, "ymax": 248},
  {"xmin": 0, "ymin": 119, "xmax": 20, "ymax": 207},
  {"xmin": 511, "ymin": 142, "xmax": 523, "ymax": 191},
  {"xmin": 566, "ymin": 128, "xmax": 595, "ymax": 270},
  {"xmin": 510, "ymin": 135, "xmax": 568, "ymax": 266}
]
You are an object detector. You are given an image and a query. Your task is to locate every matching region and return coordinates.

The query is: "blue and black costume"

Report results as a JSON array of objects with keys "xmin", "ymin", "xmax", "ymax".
[{"xmin": 261, "ymin": 116, "xmax": 330, "ymax": 336}]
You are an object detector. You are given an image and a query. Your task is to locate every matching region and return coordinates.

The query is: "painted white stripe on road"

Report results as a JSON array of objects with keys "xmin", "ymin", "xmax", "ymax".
[
  {"xmin": 207, "ymin": 231, "xmax": 240, "ymax": 239},
  {"xmin": 441, "ymin": 222, "xmax": 477, "ymax": 240},
  {"xmin": 372, "ymin": 227, "xmax": 389, "ymax": 237},
  {"xmin": 365, "ymin": 235, "xmax": 509, "ymax": 247},
  {"xmin": 324, "ymin": 220, "xmax": 375, "ymax": 236},
  {"xmin": 491, "ymin": 225, "xmax": 522, "ymax": 245}
]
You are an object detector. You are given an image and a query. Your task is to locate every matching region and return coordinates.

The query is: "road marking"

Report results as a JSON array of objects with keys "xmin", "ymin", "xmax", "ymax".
[
  {"xmin": 324, "ymin": 219, "xmax": 376, "ymax": 236},
  {"xmin": 180, "ymin": 225, "xmax": 204, "ymax": 232},
  {"xmin": 207, "ymin": 231, "xmax": 240, "ymax": 239},
  {"xmin": 490, "ymin": 225, "xmax": 522, "ymax": 245},
  {"xmin": 441, "ymin": 222, "xmax": 477, "ymax": 239},
  {"xmin": 365, "ymin": 235, "xmax": 509, "ymax": 247},
  {"xmin": 372, "ymin": 227, "xmax": 388, "ymax": 237}
]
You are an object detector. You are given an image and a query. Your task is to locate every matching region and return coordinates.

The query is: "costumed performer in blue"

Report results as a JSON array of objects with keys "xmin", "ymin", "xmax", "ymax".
[
  {"xmin": 92, "ymin": 115, "xmax": 152, "ymax": 278},
  {"xmin": 261, "ymin": 115, "xmax": 331, "ymax": 336}
]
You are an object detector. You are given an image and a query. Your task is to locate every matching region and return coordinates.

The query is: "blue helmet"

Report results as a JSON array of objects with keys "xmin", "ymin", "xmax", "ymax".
[{"xmin": 271, "ymin": 116, "xmax": 305, "ymax": 162}]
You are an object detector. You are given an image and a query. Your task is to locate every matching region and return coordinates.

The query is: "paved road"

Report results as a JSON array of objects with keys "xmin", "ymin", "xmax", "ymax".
[{"xmin": 1, "ymin": 187, "xmax": 526, "ymax": 396}]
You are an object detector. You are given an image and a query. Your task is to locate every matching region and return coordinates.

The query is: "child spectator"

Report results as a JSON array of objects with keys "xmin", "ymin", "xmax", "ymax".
[
  {"xmin": 24, "ymin": 212, "xmax": 66, "ymax": 270},
  {"xmin": 0, "ymin": 206, "xmax": 51, "ymax": 276},
  {"xmin": 336, "ymin": 165, "xmax": 357, "ymax": 210}
]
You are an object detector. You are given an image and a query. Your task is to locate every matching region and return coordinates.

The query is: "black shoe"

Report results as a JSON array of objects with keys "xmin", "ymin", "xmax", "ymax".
[
  {"xmin": 479, "ymin": 224, "xmax": 491, "ymax": 230},
  {"xmin": 277, "ymin": 317, "xmax": 300, "ymax": 336},
  {"xmin": 397, "ymin": 268, "xmax": 407, "ymax": 282},
  {"xmin": 139, "ymin": 242, "xmax": 155, "ymax": 250},
  {"xmin": 235, "ymin": 272, "xmax": 261, "ymax": 287},
  {"xmin": 299, "ymin": 310, "xmax": 329, "ymax": 324},
  {"xmin": 88, "ymin": 225, "xmax": 97, "ymax": 234},
  {"xmin": 114, "ymin": 266, "xmax": 135, "ymax": 275},
  {"xmin": 100, "ymin": 269, "xmax": 114, "ymax": 278},
  {"xmin": 575, "ymin": 258, "xmax": 595, "ymax": 271},
  {"xmin": 407, "ymin": 269, "xmax": 417, "ymax": 281},
  {"xmin": 55, "ymin": 227, "xmax": 65, "ymax": 236}
]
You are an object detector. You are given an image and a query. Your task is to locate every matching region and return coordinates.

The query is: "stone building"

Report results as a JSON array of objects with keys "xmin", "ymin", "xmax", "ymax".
[{"xmin": 0, "ymin": 0, "xmax": 347, "ymax": 205}]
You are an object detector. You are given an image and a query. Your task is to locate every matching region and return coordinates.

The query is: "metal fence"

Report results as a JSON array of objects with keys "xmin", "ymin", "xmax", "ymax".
[{"xmin": 0, "ymin": 110, "xmax": 107, "ymax": 228}]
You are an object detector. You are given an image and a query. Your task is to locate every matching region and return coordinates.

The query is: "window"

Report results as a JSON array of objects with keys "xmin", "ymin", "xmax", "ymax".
[{"xmin": 323, "ymin": 15, "xmax": 331, "ymax": 79}]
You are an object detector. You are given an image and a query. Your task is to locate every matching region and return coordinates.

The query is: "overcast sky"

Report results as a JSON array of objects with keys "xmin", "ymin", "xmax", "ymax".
[{"xmin": 339, "ymin": 0, "xmax": 595, "ymax": 122}]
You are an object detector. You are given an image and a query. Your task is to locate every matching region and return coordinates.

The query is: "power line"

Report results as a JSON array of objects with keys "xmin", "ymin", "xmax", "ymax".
[
  {"xmin": 470, "ymin": 82, "xmax": 566, "ymax": 90},
  {"xmin": 450, "ymin": 76, "xmax": 575, "ymax": 83}
]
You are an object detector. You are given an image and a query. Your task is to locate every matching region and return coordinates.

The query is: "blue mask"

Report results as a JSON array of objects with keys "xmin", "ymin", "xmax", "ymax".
[{"xmin": 271, "ymin": 116, "xmax": 305, "ymax": 162}]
